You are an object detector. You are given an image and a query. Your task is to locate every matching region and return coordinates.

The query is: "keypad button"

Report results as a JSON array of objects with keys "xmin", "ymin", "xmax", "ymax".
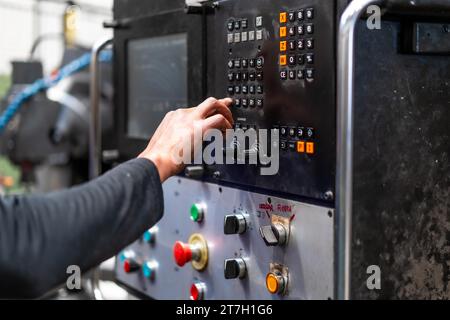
[
  {"xmin": 228, "ymin": 60, "xmax": 234, "ymax": 69},
  {"xmin": 297, "ymin": 127, "xmax": 305, "ymax": 138},
  {"xmin": 241, "ymin": 19, "xmax": 248, "ymax": 29},
  {"xmin": 234, "ymin": 99, "xmax": 241, "ymax": 107},
  {"xmin": 297, "ymin": 69, "xmax": 305, "ymax": 79},
  {"xmin": 306, "ymin": 24, "xmax": 314, "ymax": 34},
  {"xmin": 228, "ymin": 21, "xmax": 234, "ymax": 31},
  {"xmin": 241, "ymin": 31, "xmax": 248, "ymax": 42},
  {"xmin": 288, "ymin": 40, "xmax": 296, "ymax": 51},
  {"xmin": 280, "ymin": 127, "xmax": 287, "ymax": 136},
  {"xmin": 242, "ymin": 85, "xmax": 248, "ymax": 94},
  {"xmin": 288, "ymin": 70, "xmax": 296, "ymax": 80},
  {"xmin": 297, "ymin": 25, "xmax": 304, "ymax": 35},
  {"xmin": 234, "ymin": 59, "xmax": 241, "ymax": 68},
  {"xmin": 242, "ymin": 59, "xmax": 248, "ymax": 68},
  {"xmin": 256, "ymin": 99, "xmax": 264, "ymax": 108},
  {"xmin": 256, "ymin": 16, "xmax": 263, "ymax": 28},
  {"xmin": 242, "ymin": 72, "xmax": 248, "ymax": 81},
  {"xmin": 306, "ymin": 142, "xmax": 315, "ymax": 154},
  {"xmin": 306, "ymin": 38, "xmax": 314, "ymax": 49},
  {"xmin": 249, "ymin": 59, "xmax": 256, "ymax": 68},
  {"xmin": 279, "ymin": 55, "xmax": 287, "ymax": 66},
  {"xmin": 288, "ymin": 55, "xmax": 296, "ymax": 66},
  {"xmin": 256, "ymin": 71, "xmax": 264, "ymax": 81},
  {"xmin": 297, "ymin": 9, "xmax": 304, "ymax": 20},
  {"xmin": 306, "ymin": 68, "xmax": 314, "ymax": 80},
  {"xmin": 256, "ymin": 57, "xmax": 264, "ymax": 68},
  {"xmin": 279, "ymin": 27, "xmax": 287, "ymax": 38},
  {"xmin": 234, "ymin": 33, "xmax": 241, "ymax": 43},
  {"xmin": 242, "ymin": 98, "xmax": 248, "ymax": 108},
  {"xmin": 256, "ymin": 30, "xmax": 263, "ymax": 40},
  {"xmin": 235, "ymin": 72, "xmax": 241, "ymax": 81},
  {"xmin": 306, "ymin": 8, "xmax": 314, "ymax": 19},
  {"xmin": 228, "ymin": 72, "xmax": 234, "ymax": 82},
  {"xmin": 306, "ymin": 128, "xmax": 315, "ymax": 139},
  {"xmin": 249, "ymin": 99, "xmax": 256, "ymax": 108},
  {"xmin": 228, "ymin": 86, "xmax": 234, "ymax": 95},
  {"xmin": 227, "ymin": 34, "xmax": 234, "ymax": 44},
  {"xmin": 279, "ymin": 12, "xmax": 287, "ymax": 24},
  {"xmin": 297, "ymin": 39, "xmax": 305, "ymax": 50},
  {"xmin": 306, "ymin": 53, "xmax": 314, "ymax": 64},
  {"xmin": 288, "ymin": 142, "xmax": 296, "ymax": 151},
  {"xmin": 280, "ymin": 70, "xmax": 287, "ymax": 80},
  {"xmin": 248, "ymin": 30, "xmax": 255, "ymax": 41},
  {"xmin": 288, "ymin": 12, "xmax": 296, "ymax": 22},
  {"xmin": 234, "ymin": 85, "xmax": 241, "ymax": 94},
  {"xmin": 249, "ymin": 85, "xmax": 255, "ymax": 94},
  {"xmin": 297, "ymin": 54, "xmax": 305, "ymax": 65},
  {"xmin": 257, "ymin": 85, "xmax": 264, "ymax": 94},
  {"xmin": 280, "ymin": 41, "xmax": 287, "ymax": 52},
  {"xmin": 280, "ymin": 140, "xmax": 287, "ymax": 150},
  {"xmin": 234, "ymin": 20, "xmax": 241, "ymax": 30},
  {"xmin": 249, "ymin": 72, "xmax": 256, "ymax": 81},
  {"xmin": 288, "ymin": 27, "xmax": 296, "ymax": 37}
]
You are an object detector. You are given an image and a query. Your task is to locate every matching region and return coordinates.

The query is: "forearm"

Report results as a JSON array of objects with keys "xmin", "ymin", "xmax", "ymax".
[{"xmin": 0, "ymin": 158, "xmax": 163, "ymax": 299}]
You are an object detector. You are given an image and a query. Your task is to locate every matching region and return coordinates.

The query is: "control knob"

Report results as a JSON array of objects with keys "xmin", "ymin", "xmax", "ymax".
[
  {"xmin": 224, "ymin": 258, "xmax": 247, "ymax": 279},
  {"xmin": 259, "ymin": 223, "xmax": 288, "ymax": 246},
  {"xmin": 224, "ymin": 214, "xmax": 247, "ymax": 234}
]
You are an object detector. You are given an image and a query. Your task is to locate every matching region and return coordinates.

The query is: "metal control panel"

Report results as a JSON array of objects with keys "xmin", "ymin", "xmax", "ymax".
[{"xmin": 116, "ymin": 177, "xmax": 334, "ymax": 300}]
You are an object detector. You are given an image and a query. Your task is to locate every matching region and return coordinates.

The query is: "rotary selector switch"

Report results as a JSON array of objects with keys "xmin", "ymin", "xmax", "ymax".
[
  {"xmin": 259, "ymin": 222, "xmax": 288, "ymax": 246},
  {"xmin": 224, "ymin": 258, "xmax": 247, "ymax": 279},
  {"xmin": 224, "ymin": 213, "xmax": 248, "ymax": 234}
]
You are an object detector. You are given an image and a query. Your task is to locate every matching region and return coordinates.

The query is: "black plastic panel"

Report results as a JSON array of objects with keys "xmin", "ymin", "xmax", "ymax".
[{"xmin": 208, "ymin": 0, "xmax": 336, "ymax": 202}]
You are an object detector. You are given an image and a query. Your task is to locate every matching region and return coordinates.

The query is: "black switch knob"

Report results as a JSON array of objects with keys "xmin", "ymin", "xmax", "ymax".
[
  {"xmin": 224, "ymin": 258, "xmax": 247, "ymax": 279},
  {"xmin": 185, "ymin": 166, "xmax": 204, "ymax": 178},
  {"xmin": 224, "ymin": 214, "xmax": 247, "ymax": 235},
  {"xmin": 259, "ymin": 223, "xmax": 288, "ymax": 246}
]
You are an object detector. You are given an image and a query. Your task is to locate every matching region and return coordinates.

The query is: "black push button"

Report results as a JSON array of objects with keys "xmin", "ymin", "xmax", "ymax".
[
  {"xmin": 306, "ymin": 127, "xmax": 315, "ymax": 139},
  {"xmin": 249, "ymin": 72, "xmax": 256, "ymax": 81},
  {"xmin": 288, "ymin": 55, "xmax": 296, "ymax": 66},
  {"xmin": 288, "ymin": 40, "xmax": 296, "ymax": 51},
  {"xmin": 234, "ymin": 98, "xmax": 241, "ymax": 107},
  {"xmin": 280, "ymin": 126, "xmax": 287, "ymax": 136},
  {"xmin": 297, "ymin": 69, "xmax": 305, "ymax": 79},
  {"xmin": 228, "ymin": 60, "xmax": 234, "ymax": 69},
  {"xmin": 306, "ymin": 24, "xmax": 314, "ymax": 34},
  {"xmin": 234, "ymin": 59, "xmax": 241, "ymax": 68},
  {"xmin": 297, "ymin": 39, "xmax": 304, "ymax": 50},
  {"xmin": 228, "ymin": 72, "xmax": 234, "ymax": 81},
  {"xmin": 234, "ymin": 20, "xmax": 241, "ymax": 30},
  {"xmin": 297, "ymin": 25, "xmax": 304, "ymax": 35},
  {"xmin": 288, "ymin": 12, "xmax": 296, "ymax": 22},
  {"xmin": 256, "ymin": 71, "xmax": 264, "ymax": 81},
  {"xmin": 249, "ymin": 99, "xmax": 255, "ymax": 108},
  {"xmin": 306, "ymin": 53, "xmax": 314, "ymax": 64},
  {"xmin": 256, "ymin": 57, "xmax": 264, "ymax": 68},
  {"xmin": 241, "ymin": 98, "xmax": 248, "ymax": 108},
  {"xmin": 306, "ymin": 8, "xmax": 314, "ymax": 19},
  {"xmin": 306, "ymin": 68, "xmax": 314, "ymax": 80},
  {"xmin": 280, "ymin": 70, "xmax": 287, "ymax": 80},
  {"xmin": 228, "ymin": 86, "xmax": 234, "ymax": 95},
  {"xmin": 280, "ymin": 140, "xmax": 287, "ymax": 150},
  {"xmin": 242, "ymin": 85, "xmax": 248, "ymax": 94},
  {"xmin": 297, "ymin": 127, "xmax": 305, "ymax": 138},
  {"xmin": 242, "ymin": 72, "xmax": 248, "ymax": 81},
  {"xmin": 306, "ymin": 38, "xmax": 314, "ymax": 49},
  {"xmin": 288, "ymin": 27, "xmax": 296, "ymax": 37},
  {"xmin": 256, "ymin": 99, "xmax": 263, "ymax": 108},
  {"xmin": 297, "ymin": 9, "xmax": 304, "ymax": 21},
  {"xmin": 289, "ymin": 127, "xmax": 296, "ymax": 137},
  {"xmin": 241, "ymin": 19, "xmax": 248, "ymax": 29},
  {"xmin": 249, "ymin": 85, "xmax": 255, "ymax": 94},
  {"xmin": 288, "ymin": 142, "xmax": 296, "ymax": 151},
  {"xmin": 235, "ymin": 72, "xmax": 241, "ymax": 81},
  {"xmin": 228, "ymin": 20, "xmax": 234, "ymax": 31},
  {"xmin": 249, "ymin": 59, "xmax": 256, "ymax": 68},
  {"xmin": 234, "ymin": 85, "xmax": 241, "ymax": 94},
  {"xmin": 288, "ymin": 70, "xmax": 296, "ymax": 80},
  {"xmin": 257, "ymin": 85, "xmax": 263, "ymax": 94},
  {"xmin": 242, "ymin": 59, "xmax": 248, "ymax": 68},
  {"xmin": 297, "ymin": 54, "xmax": 305, "ymax": 65}
]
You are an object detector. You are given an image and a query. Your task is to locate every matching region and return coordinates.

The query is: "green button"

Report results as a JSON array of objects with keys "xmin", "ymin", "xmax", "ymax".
[{"xmin": 190, "ymin": 204, "xmax": 203, "ymax": 222}]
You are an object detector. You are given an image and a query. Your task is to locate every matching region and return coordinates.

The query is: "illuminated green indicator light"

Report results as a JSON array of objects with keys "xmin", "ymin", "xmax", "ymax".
[{"xmin": 190, "ymin": 204, "xmax": 204, "ymax": 222}]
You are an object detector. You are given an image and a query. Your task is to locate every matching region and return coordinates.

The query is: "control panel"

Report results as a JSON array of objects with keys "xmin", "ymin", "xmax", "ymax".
[
  {"xmin": 209, "ymin": 0, "xmax": 336, "ymax": 202},
  {"xmin": 115, "ymin": 177, "xmax": 334, "ymax": 300}
]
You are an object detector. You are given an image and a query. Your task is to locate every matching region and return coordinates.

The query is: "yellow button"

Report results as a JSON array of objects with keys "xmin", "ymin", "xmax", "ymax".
[
  {"xmin": 280, "ymin": 41, "xmax": 287, "ymax": 52},
  {"xmin": 279, "ymin": 12, "xmax": 287, "ymax": 24},
  {"xmin": 279, "ymin": 55, "xmax": 287, "ymax": 66},
  {"xmin": 306, "ymin": 142, "xmax": 315, "ymax": 154},
  {"xmin": 297, "ymin": 141, "xmax": 305, "ymax": 153},
  {"xmin": 266, "ymin": 273, "xmax": 279, "ymax": 294},
  {"xmin": 279, "ymin": 26, "xmax": 287, "ymax": 38}
]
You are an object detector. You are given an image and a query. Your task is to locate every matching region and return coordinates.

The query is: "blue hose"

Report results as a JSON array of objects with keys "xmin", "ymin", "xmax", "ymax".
[{"xmin": 0, "ymin": 50, "xmax": 112, "ymax": 134}]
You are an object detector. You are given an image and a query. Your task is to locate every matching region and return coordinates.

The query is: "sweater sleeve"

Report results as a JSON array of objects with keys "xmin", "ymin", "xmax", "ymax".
[{"xmin": 0, "ymin": 158, "xmax": 164, "ymax": 299}]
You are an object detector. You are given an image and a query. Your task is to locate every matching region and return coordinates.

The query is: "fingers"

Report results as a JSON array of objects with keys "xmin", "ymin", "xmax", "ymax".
[
  {"xmin": 197, "ymin": 97, "xmax": 234, "ymax": 125},
  {"xmin": 201, "ymin": 114, "xmax": 233, "ymax": 133}
]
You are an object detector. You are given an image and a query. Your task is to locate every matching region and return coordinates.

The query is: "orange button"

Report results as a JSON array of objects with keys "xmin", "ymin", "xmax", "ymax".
[
  {"xmin": 279, "ymin": 55, "xmax": 287, "ymax": 66},
  {"xmin": 297, "ymin": 141, "xmax": 305, "ymax": 153},
  {"xmin": 306, "ymin": 142, "xmax": 315, "ymax": 154},
  {"xmin": 280, "ymin": 41, "xmax": 287, "ymax": 52},
  {"xmin": 266, "ymin": 273, "xmax": 279, "ymax": 294},
  {"xmin": 279, "ymin": 26, "xmax": 287, "ymax": 38},
  {"xmin": 279, "ymin": 12, "xmax": 287, "ymax": 23}
]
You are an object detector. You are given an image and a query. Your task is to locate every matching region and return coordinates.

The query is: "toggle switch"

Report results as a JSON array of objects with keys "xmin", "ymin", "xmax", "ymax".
[
  {"xmin": 224, "ymin": 214, "xmax": 247, "ymax": 234},
  {"xmin": 259, "ymin": 223, "xmax": 288, "ymax": 246},
  {"xmin": 184, "ymin": 166, "xmax": 204, "ymax": 178},
  {"xmin": 224, "ymin": 258, "xmax": 247, "ymax": 279}
]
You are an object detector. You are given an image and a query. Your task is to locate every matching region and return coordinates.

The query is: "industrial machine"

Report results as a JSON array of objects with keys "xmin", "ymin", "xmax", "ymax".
[{"xmin": 112, "ymin": 0, "xmax": 450, "ymax": 300}]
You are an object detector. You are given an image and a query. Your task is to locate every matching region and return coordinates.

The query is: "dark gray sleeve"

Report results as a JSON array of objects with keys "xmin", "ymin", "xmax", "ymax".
[{"xmin": 0, "ymin": 158, "xmax": 164, "ymax": 299}]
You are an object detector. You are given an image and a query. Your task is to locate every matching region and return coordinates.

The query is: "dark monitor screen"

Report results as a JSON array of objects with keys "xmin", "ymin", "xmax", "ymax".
[{"xmin": 127, "ymin": 33, "xmax": 188, "ymax": 140}]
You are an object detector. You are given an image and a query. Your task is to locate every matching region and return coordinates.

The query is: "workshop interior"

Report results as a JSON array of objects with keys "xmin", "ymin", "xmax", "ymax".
[{"xmin": 0, "ymin": 0, "xmax": 448, "ymax": 300}]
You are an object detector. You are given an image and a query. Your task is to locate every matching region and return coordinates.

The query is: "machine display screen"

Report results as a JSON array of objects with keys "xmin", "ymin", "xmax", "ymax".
[{"xmin": 127, "ymin": 33, "xmax": 188, "ymax": 139}]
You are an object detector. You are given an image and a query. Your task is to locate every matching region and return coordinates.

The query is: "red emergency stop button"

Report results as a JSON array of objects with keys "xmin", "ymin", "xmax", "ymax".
[{"xmin": 173, "ymin": 241, "xmax": 193, "ymax": 267}]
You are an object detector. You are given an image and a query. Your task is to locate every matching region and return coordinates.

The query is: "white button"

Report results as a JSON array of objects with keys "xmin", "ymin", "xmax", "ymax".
[
  {"xmin": 248, "ymin": 30, "xmax": 255, "ymax": 41},
  {"xmin": 234, "ymin": 32, "xmax": 241, "ymax": 43},
  {"xmin": 241, "ymin": 31, "xmax": 248, "ymax": 42},
  {"xmin": 256, "ymin": 16, "xmax": 263, "ymax": 27},
  {"xmin": 227, "ymin": 33, "xmax": 234, "ymax": 44},
  {"xmin": 256, "ymin": 30, "xmax": 263, "ymax": 40}
]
